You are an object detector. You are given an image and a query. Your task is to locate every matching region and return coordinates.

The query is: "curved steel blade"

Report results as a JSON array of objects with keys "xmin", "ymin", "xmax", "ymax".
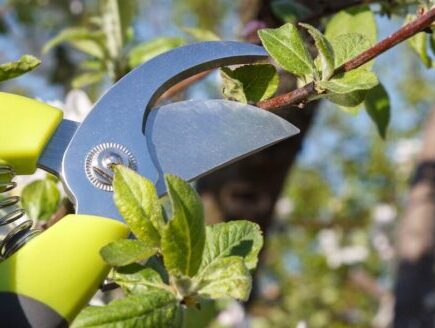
[{"xmin": 146, "ymin": 99, "xmax": 299, "ymax": 194}]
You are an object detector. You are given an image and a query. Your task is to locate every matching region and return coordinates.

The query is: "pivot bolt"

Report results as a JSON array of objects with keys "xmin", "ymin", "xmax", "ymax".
[{"xmin": 85, "ymin": 143, "xmax": 137, "ymax": 191}]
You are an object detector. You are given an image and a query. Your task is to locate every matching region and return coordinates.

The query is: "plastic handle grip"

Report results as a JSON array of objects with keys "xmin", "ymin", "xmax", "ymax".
[
  {"xmin": 0, "ymin": 215, "xmax": 129, "ymax": 326},
  {"xmin": 0, "ymin": 92, "xmax": 63, "ymax": 174}
]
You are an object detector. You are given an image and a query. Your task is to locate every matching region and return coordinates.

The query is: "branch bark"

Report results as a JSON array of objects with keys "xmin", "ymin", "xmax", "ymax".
[{"xmin": 257, "ymin": 7, "xmax": 435, "ymax": 110}]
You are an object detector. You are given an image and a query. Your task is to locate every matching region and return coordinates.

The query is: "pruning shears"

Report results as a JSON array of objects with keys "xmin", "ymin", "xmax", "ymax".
[{"xmin": 0, "ymin": 41, "xmax": 299, "ymax": 327}]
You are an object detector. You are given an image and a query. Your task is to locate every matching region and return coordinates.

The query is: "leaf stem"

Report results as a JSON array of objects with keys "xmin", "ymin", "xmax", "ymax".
[{"xmin": 257, "ymin": 7, "xmax": 435, "ymax": 110}]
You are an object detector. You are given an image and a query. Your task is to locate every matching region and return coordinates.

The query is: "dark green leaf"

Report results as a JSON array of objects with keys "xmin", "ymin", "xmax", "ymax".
[
  {"xmin": 220, "ymin": 64, "xmax": 279, "ymax": 103},
  {"xmin": 258, "ymin": 23, "xmax": 316, "ymax": 77},
  {"xmin": 100, "ymin": 239, "xmax": 157, "ymax": 266},
  {"xmin": 72, "ymin": 290, "xmax": 180, "ymax": 328},
  {"xmin": 270, "ymin": 0, "xmax": 311, "ymax": 23},
  {"xmin": 0, "ymin": 55, "xmax": 41, "ymax": 82},
  {"xmin": 161, "ymin": 174, "xmax": 205, "ymax": 277},
  {"xmin": 128, "ymin": 37, "xmax": 186, "ymax": 68},
  {"xmin": 365, "ymin": 83, "xmax": 390, "ymax": 139},
  {"xmin": 113, "ymin": 166, "xmax": 164, "ymax": 247},
  {"xmin": 299, "ymin": 23, "xmax": 335, "ymax": 80},
  {"xmin": 199, "ymin": 220, "xmax": 263, "ymax": 271},
  {"xmin": 21, "ymin": 178, "xmax": 60, "ymax": 221}
]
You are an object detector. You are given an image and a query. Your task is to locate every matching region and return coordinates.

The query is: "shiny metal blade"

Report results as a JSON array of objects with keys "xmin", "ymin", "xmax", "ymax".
[
  {"xmin": 38, "ymin": 119, "xmax": 79, "ymax": 176},
  {"xmin": 145, "ymin": 99, "xmax": 299, "ymax": 194}
]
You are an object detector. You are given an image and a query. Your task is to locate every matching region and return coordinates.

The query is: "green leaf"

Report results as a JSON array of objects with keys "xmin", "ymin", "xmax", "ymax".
[
  {"xmin": 72, "ymin": 290, "xmax": 180, "ymax": 328},
  {"xmin": 71, "ymin": 71, "xmax": 105, "ymax": 88},
  {"xmin": 182, "ymin": 27, "xmax": 220, "ymax": 41},
  {"xmin": 199, "ymin": 220, "xmax": 263, "ymax": 272},
  {"xmin": 258, "ymin": 23, "xmax": 316, "ymax": 77},
  {"xmin": 406, "ymin": 14, "xmax": 432, "ymax": 68},
  {"xmin": 317, "ymin": 69, "xmax": 378, "ymax": 94},
  {"xmin": 220, "ymin": 64, "xmax": 279, "ymax": 103},
  {"xmin": 112, "ymin": 263, "xmax": 170, "ymax": 294},
  {"xmin": 0, "ymin": 55, "xmax": 41, "ymax": 82},
  {"xmin": 195, "ymin": 256, "xmax": 251, "ymax": 301},
  {"xmin": 113, "ymin": 166, "xmax": 165, "ymax": 247},
  {"xmin": 161, "ymin": 174, "xmax": 205, "ymax": 277},
  {"xmin": 100, "ymin": 239, "xmax": 157, "ymax": 267},
  {"xmin": 365, "ymin": 83, "xmax": 390, "ymax": 139},
  {"xmin": 21, "ymin": 179, "xmax": 60, "ymax": 221},
  {"xmin": 299, "ymin": 23, "xmax": 335, "ymax": 80},
  {"xmin": 330, "ymin": 33, "xmax": 372, "ymax": 69},
  {"xmin": 43, "ymin": 28, "xmax": 106, "ymax": 59},
  {"xmin": 128, "ymin": 37, "xmax": 186, "ymax": 68},
  {"xmin": 117, "ymin": 0, "xmax": 137, "ymax": 44},
  {"xmin": 325, "ymin": 6, "xmax": 377, "ymax": 44},
  {"xmin": 101, "ymin": 0, "xmax": 123, "ymax": 59},
  {"xmin": 270, "ymin": 0, "xmax": 311, "ymax": 23},
  {"xmin": 326, "ymin": 90, "xmax": 368, "ymax": 108}
]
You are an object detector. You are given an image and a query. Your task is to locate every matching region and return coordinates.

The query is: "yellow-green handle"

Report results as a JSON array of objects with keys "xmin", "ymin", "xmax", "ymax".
[
  {"xmin": 0, "ymin": 215, "xmax": 129, "ymax": 326},
  {"xmin": 0, "ymin": 92, "xmax": 63, "ymax": 174}
]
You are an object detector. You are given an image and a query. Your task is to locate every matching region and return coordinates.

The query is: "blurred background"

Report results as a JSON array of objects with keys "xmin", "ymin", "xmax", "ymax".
[{"xmin": 1, "ymin": 0, "xmax": 434, "ymax": 327}]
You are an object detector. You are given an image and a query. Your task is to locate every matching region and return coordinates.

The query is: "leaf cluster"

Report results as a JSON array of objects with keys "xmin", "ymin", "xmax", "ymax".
[{"xmin": 73, "ymin": 166, "xmax": 263, "ymax": 327}]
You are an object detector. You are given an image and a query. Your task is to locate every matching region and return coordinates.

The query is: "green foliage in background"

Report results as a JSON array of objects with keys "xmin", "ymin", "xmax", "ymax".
[
  {"xmin": 72, "ymin": 166, "xmax": 263, "ymax": 327},
  {"xmin": 0, "ymin": 55, "xmax": 40, "ymax": 82}
]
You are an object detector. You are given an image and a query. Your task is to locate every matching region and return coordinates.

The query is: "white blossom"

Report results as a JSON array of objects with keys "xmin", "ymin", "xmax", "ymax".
[
  {"xmin": 218, "ymin": 301, "xmax": 249, "ymax": 328},
  {"xmin": 373, "ymin": 203, "xmax": 397, "ymax": 225}
]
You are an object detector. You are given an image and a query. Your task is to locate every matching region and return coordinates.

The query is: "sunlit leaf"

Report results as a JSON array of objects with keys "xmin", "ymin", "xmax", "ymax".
[
  {"xmin": 365, "ymin": 83, "xmax": 390, "ymax": 139},
  {"xmin": 317, "ymin": 69, "xmax": 378, "ymax": 94},
  {"xmin": 128, "ymin": 37, "xmax": 186, "ymax": 68},
  {"xmin": 199, "ymin": 220, "xmax": 263, "ymax": 272},
  {"xmin": 0, "ymin": 55, "xmax": 40, "ymax": 82},
  {"xmin": 195, "ymin": 256, "xmax": 251, "ymax": 301},
  {"xmin": 100, "ymin": 239, "xmax": 157, "ymax": 267},
  {"xmin": 220, "ymin": 64, "xmax": 279, "ymax": 103},
  {"xmin": 299, "ymin": 23, "xmax": 335, "ymax": 80},
  {"xmin": 325, "ymin": 6, "xmax": 377, "ymax": 44},
  {"xmin": 21, "ymin": 178, "xmax": 60, "ymax": 221},
  {"xmin": 182, "ymin": 27, "xmax": 220, "ymax": 41},
  {"xmin": 330, "ymin": 33, "xmax": 372, "ymax": 69},
  {"xmin": 72, "ymin": 290, "xmax": 180, "ymax": 328},
  {"xmin": 258, "ymin": 23, "xmax": 316, "ymax": 77},
  {"xmin": 161, "ymin": 174, "xmax": 205, "ymax": 277},
  {"xmin": 113, "ymin": 166, "xmax": 164, "ymax": 247}
]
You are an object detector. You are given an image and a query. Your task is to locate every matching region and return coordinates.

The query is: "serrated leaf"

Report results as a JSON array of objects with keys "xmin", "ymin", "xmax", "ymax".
[
  {"xmin": 21, "ymin": 179, "xmax": 60, "ymax": 221},
  {"xmin": 199, "ymin": 220, "xmax": 263, "ymax": 272},
  {"xmin": 161, "ymin": 174, "xmax": 205, "ymax": 277},
  {"xmin": 258, "ymin": 23, "xmax": 316, "ymax": 77},
  {"xmin": 72, "ymin": 290, "xmax": 180, "ymax": 328},
  {"xmin": 100, "ymin": 239, "xmax": 157, "ymax": 267},
  {"xmin": 0, "ymin": 55, "xmax": 41, "ymax": 82},
  {"xmin": 325, "ymin": 6, "xmax": 377, "ymax": 44},
  {"xmin": 317, "ymin": 69, "xmax": 378, "ymax": 94},
  {"xmin": 182, "ymin": 27, "xmax": 220, "ymax": 41},
  {"xmin": 330, "ymin": 33, "xmax": 372, "ymax": 69},
  {"xmin": 71, "ymin": 71, "xmax": 105, "ymax": 88},
  {"xmin": 300, "ymin": 23, "xmax": 334, "ymax": 80},
  {"xmin": 220, "ymin": 64, "xmax": 279, "ymax": 103},
  {"xmin": 270, "ymin": 0, "xmax": 311, "ymax": 23},
  {"xmin": 195, "ymin": 256, "xmax": 251, "ymax": 301},
  {"xmin": 43, "ymin": 28, "xmax": 106, "ymax": 58},
  {"xmin": 113, "ymin": 166, "xmax": 165, "ymax": 247},
  {"xmin": 112, "ymin": 263, "xmax": 170, "ymax": 294},
  {"xmin": 365, "ymin": 83, "xmax": 390, "ymax": 139},
  {"xmin": 128, "ymin": 37, "xmax": 186, "ymax": 68}
]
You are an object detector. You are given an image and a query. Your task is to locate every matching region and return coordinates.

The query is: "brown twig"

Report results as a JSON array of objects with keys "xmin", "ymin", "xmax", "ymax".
[{"xmin": 257, "ymin": 7, "xmax": 435, "ymax": 110}]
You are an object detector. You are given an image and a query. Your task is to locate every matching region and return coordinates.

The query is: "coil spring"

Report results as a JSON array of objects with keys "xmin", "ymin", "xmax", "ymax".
[{"xmin": 0, "ymin": 164, "xmax": 40, "ymax": 260}]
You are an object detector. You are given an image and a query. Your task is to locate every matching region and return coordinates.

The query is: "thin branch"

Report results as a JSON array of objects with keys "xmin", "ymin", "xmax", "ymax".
[{"xmin": 257, "ymin": 7, "xmax": 435, "ymax": 110}]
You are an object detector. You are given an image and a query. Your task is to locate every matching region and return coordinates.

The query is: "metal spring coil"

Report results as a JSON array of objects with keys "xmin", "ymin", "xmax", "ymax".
[{"xmin": 0, "ymin": 164, "xmax": 40, "ymax": 260}]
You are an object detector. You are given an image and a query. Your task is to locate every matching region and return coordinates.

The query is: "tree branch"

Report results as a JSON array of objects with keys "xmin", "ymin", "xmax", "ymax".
[{"xmin": 257, "ymin": 7, "xmax": 435, "ymax": 110}]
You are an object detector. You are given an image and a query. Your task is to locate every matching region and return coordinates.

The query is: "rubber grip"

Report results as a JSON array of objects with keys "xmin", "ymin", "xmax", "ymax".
[
  {"xmin": 0, "ymin": 92, "xmax": 63, "ymax": 174},
  {"xmin": 0, "ymin": 215, "xmax": 129, "ymax": 326}
]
